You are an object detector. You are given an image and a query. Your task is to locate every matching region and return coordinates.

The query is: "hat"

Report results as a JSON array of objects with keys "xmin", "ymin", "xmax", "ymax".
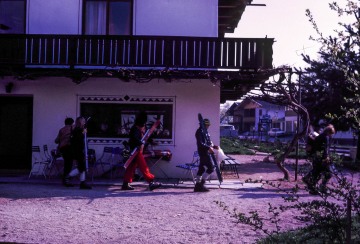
[
  {"xmin": 203, "ymin": 118, "xmax": 211, "ymax": 125},
  {"xmin": 135, "ymin": 111, "xmax": 147, "ymax": 126}
]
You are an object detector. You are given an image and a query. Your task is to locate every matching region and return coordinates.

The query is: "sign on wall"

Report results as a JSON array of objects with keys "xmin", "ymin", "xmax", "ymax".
[{"xmin": 77, "ymin": 95, "xmax": 175, "ymax": 145}]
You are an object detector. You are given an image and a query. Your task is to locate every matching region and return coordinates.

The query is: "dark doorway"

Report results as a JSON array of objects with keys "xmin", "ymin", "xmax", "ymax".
[{"xmin": 0, "ymin": 96, "xmax": 33, "ymax": 171}]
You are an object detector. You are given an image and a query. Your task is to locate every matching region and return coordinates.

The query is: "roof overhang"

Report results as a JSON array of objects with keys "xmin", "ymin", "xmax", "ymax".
[
  {"xmin": 218, "ymin": 0, "xmax": 266, "ymax": 36},
  {"xmin": 0, "ymin": 66, "xmax": 274, "ymax": 103}
]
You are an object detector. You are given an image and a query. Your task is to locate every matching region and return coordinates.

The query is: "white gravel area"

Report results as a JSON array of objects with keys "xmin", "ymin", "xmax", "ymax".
[{"xmin": 1, "ymin": 154, "xmax": 358, "ymax": 244}]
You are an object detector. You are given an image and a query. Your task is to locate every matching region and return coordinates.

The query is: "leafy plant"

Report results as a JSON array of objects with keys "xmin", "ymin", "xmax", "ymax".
[
  {"xmin": 220, "ymin": 137, "xmax": 308, "ymax": 159},
  {"xmin": 215, "ymin": 174, "xmax": 360, "ymax": 243}
]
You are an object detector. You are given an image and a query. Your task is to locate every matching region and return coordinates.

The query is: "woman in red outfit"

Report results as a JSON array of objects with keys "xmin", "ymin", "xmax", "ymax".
[{"xmin": 122, "ymin": 112, "xmax": 162, "ymax": 191}]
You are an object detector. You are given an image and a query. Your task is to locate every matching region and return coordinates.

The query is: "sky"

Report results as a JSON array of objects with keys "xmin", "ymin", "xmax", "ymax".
[{"xmin": 226, "ymin": 0, "xmax": 349, "ymax": 68}]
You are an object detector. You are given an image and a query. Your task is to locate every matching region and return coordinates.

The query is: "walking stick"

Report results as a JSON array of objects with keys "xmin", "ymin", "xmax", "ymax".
[{"xmin": 84, "ymin": 117, "xmax": 91, "ymax": 172}]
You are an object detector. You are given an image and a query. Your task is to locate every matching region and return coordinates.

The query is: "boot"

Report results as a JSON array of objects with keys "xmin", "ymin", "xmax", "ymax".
[
  {"xmin": 200, "ymin": 179, "xmax": 209, "ymax": 192},
  {"xmin": 319, "ymin": 184, "xmax": 329, "ymax": 194},
  {"xmin": 302, "ymin": 175, "xmax": 315, "ymax": 191},
  {"xmin": 121, "ymin": 182, "xmax": 134, "ymax": 190},
  {"xmin": 149, "ymin": 182, "xmax": 162, "ymax": 191},
  {"xmin": 79, "ymin": 181, "xmax": 92, "ymax": 190},
  {"xmin": 194, "ymin": 180, "xmax": 209, "ymax": 192},
  {"xmin": 302, "ymin": 175, "xmax": 311, "ymax": 187},
  {"xmin": 194, "ymin": 182, "xmax": 203, "ymax": 192},
  {"xmin": 63, "ymin": 176, "xmax": 74, "ymax": 187}
]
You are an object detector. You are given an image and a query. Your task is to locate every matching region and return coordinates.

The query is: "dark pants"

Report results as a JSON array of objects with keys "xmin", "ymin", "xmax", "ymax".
[
  {"xmin": 305, "ymin": 157, "xmax": 332, "ymax": 187},
  {"xmin": 196, "ymin": 153, "xmax": 214, "ymax": 176},
  {"xmin": 73, "ymin": 152, "xmax": 86, "ymax": 173},
  {"xmin": 60, "ymin": 146, "xmax": 73, "ymax": 180}
]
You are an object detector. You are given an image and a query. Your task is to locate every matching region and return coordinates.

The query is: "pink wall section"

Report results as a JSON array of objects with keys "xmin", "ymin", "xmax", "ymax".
[{"xmin": 0, "ymin": 77, "xmax": 220, "ymax": 178}]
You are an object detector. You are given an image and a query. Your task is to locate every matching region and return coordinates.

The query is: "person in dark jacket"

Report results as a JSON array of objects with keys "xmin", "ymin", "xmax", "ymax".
[
  {"xmin": 303, "ymin": 124, "xmax": 336, "ymax": 194},
  {"xmin": 122, "ymin": 112, "xmax": 161, "ymax": 191},
  {"xmin": 64, "ymin": 117, "xmax": 92, "ymax": 189},
  {"xmin": 194, "ymin": 118, "xmax": 218, "ymax": 192},
  {"xmin": 55, "ymin": 117, "xmax": 74, "ymax": 186}
]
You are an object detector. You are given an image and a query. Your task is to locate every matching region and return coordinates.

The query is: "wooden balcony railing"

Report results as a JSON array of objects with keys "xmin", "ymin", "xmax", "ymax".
[{"xmin": 0, "ymin": 35, "xmax": 273, "ymax": 71}]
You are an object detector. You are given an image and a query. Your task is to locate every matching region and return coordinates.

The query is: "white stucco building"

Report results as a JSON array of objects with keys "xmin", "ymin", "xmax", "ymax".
[{"xmin": 0, "ymin": 0, "xmax": 274, "ymax": 178}]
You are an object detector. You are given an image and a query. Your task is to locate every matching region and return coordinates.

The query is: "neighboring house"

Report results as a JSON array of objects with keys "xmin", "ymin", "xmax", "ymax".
[
  {"xmin": 231, "ymin": 98, "xmax": 286, "ymax": 134},
  {"xmin": 220, "ymin": 124, "xmax": 238, "ymax": 138},
  {"xmin": 285, "ymin": 106, "xmax": 298, "ymax": 133},
  {"xmin": 220, "ymin": 101, "xmax": 240, "ymax": 125},
  {"xmin": 0, "ymin": 0, "xmax": 274, "ymax": 178}
]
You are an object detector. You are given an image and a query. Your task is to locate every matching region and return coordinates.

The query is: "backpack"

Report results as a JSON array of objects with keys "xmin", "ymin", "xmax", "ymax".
[{"xmin": 57, "ymin": 126, "xmax": 73, "ymax": 149}]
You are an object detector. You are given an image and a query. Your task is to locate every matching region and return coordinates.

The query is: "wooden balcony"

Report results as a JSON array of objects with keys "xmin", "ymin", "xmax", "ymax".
[
  {"xmin": 0, "ymin": 34, "xmax": 274, "ymax": 102},
  {"xmin": 0, "ymin": 34, "xmax": 273, "ymax": 70}
]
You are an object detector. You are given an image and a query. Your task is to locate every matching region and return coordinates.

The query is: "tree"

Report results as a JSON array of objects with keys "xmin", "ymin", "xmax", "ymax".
[
  {"xmin": 247, "ymin": 1, "xmax": 360, "ymax": 179},
  {"xmin": 247, "ymin": 68, "xmax": 309, "ymax": 180},
  {"xmin": 302, "ymin": 0, "xmax": 360, "ymax": 162}
]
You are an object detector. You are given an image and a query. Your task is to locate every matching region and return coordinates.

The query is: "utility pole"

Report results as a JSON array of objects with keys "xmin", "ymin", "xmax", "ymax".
[{"xmin": 295, "ymin": 72, "xmax": 302, "ymax": 181}]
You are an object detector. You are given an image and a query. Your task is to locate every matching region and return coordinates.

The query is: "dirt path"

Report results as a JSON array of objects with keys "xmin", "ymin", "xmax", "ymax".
[{"xmin": 0, "ymin": 154, "xmax": 358, "ymax": 244}]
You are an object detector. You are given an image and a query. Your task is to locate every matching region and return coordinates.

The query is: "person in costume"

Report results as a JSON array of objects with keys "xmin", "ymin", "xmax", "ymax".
[
  {"xmin": 55, "ymin": 117, "xmax": 74, "ymax": 186},
  {"xmin": 122, "ymin": 112, "xmax": 162, "ymax": 191},
  {"xmin": 64, "ymin": 116, "xmax": 92, "ymax": 189},
  {"xmin": 303, "ymin": 124, "xmax": 336, "ymax": 194},
  {"xmin": 194, "ymin": 118, "xmax": 218, "ymax": 192}
]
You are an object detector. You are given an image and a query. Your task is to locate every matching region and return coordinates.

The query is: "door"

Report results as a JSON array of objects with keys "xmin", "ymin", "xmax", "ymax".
[{"xmin": 0, "ymin": 96, "xmax": 33, "ymax": 170}]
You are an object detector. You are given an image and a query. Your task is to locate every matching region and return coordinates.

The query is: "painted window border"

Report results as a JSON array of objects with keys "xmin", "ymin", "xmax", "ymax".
[{"xmin": 77, "ymin": 94, "xmax": 175, "ymax": 146}]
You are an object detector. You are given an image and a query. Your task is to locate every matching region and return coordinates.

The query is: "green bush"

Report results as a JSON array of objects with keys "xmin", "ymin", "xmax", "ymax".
[
  {"xmin": 220, "ymin": 137, "xmax": 255, "ymax": 155},
  {"xmin": 220, "ymin": 137, "xmax": 308, "ymax": 158}
]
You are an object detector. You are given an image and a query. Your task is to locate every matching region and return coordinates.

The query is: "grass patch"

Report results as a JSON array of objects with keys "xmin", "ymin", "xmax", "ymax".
[
  {"xmin": 220, "ymin": 137, "xmax": 255, "ymax": 155},
  {"xmin": 220, "ymin": 137, "xmax": 308, "ymax": 158}
]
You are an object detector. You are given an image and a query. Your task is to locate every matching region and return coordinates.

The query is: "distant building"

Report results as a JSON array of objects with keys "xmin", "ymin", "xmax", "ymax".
[{"xmin": 227, "ymin": 98, "xmax": 286, "ymax": 134}]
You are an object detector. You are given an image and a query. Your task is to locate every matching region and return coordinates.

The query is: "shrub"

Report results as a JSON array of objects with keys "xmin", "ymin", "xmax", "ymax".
[
  {"xmin": 220, "ymin": 137, "xmax": 308, "ymax": 158},
  {"xmin": 215, "ymin": 174, "xmax": 360, "ymax": 243}
]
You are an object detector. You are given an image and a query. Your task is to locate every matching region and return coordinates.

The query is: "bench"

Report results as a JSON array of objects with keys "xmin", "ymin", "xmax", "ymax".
[{"xmin": 220, "ymin": 156, "xmax": 240, "ymax": 178}]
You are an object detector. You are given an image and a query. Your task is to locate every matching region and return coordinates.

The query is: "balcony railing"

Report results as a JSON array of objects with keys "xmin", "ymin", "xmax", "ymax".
[{"xmin": 0, "ymin": 35, "xmax": 273, "ymax": 70}]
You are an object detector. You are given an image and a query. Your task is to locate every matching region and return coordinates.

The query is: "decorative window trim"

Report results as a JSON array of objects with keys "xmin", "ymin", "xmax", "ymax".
[{"xmin": 77, "ymin": 94, "xmax": 176, "ymax": 146}]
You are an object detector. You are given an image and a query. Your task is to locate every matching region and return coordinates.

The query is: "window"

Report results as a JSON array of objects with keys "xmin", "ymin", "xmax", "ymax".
[
  {"xmin": 244, "ymin": 109, "xmax": 255, "ymax": 117},
  {"xmin": 84, "ymin": 0, "xmax": 132, "ymax": 35},
  {"xmin": 78, "ymin": 95, "xmax": 175, "ymax": 145},
  {"xmin": 273, "ymin": 122, "xmax": 280, "ymax": 128},
  {"xmin": 285, "ymin": 121, "xmax": 292, "ymax": 132},
  {"xmin": 0, "ymin": 0, "xmax": 25, "ymax": 34}
]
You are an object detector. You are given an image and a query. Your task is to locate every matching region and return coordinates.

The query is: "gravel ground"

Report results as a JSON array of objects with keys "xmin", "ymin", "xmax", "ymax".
[{"xmin": 0, "ymin": 154, "xmax": 359, "ymax": 244}]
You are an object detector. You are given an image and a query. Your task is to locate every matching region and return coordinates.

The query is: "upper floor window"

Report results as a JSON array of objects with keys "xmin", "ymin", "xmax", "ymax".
[
  {"xmin": 84, "ymin": 0, "xmax": 132, "ymax": 35},
  {"xmin": 0, "ymin": 0, "xmax": 25, "ymax": 34}
]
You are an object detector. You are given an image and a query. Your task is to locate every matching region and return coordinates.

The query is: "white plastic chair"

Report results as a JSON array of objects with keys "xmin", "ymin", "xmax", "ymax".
[{"xmin": 28, "ymin": 146, "xmax": 51, "ymax": 178}]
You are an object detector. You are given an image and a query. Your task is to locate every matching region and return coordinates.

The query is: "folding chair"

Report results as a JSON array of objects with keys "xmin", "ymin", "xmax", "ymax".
[
  {"xmin": 99, "ymin": 147, "xmax": 126, "ymax": 179},
  {"xmin": 43, "ymin": 145, "xmax": 50, "ymax": 160},
  {"xmin": 176, "ymin": 151, "xmax": 200, "ymax": 184},
  {"xmin": 87, "ymin": 148, "xmax": 97, "ymax": 179},
  {"xmin": 92, "ymin": 146, "xmax": 114, "ymax": 179},
  {"xmin": 43, "ymin": 144, "xmax": 61, "ymax": 177},
  {"xmin": 29, "ymin": 146, "xmax": 51, "ymax": 178},
  {"xmin": 109, "ymin": 147, "xmax": 126, "ymax": 178}
]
